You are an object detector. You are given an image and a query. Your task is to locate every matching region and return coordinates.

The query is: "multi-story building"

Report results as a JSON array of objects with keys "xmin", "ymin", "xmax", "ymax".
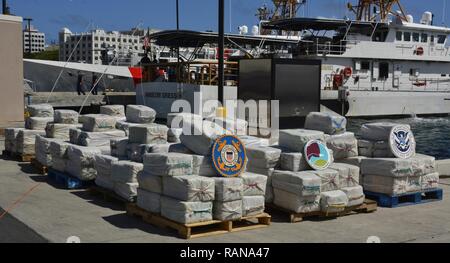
[
  {"xmin": 23, "ymin": 25, "xmax": 45, "ymax": 53},
  {"xmin": 59, "ymin": 27, "xmax": 144, "ymax": 66}
]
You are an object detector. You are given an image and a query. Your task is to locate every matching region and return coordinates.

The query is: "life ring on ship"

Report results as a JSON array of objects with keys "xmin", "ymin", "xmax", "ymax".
[
  {"xmin": 343, "ymin": 67, "xmax": 353, "ymax": 78},
  {"xmin": 333, "ymin": 73, "xmax": 344, "ymax": 90},
  {"xmin": 416, "ymin": 47, "xmax": 424, "ymax": 56}
]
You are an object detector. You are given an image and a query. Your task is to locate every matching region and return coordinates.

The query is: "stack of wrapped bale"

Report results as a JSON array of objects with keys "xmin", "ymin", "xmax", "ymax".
[
  {"xmin": 46, "ymin": 110, "xmax": 81, "ymax": 140},
  {"xmin": 212, "ymin": 177, "xmax": 244, "ymax": 221},
  {"xmin": 212, "ymin": 117, "xmax": 248, "ymax": 136},
  {"xmin": 241, "ymin": 173, "xmax": 268, "ymax": 217},
  {"xmin": 93, "ymin": 154, "xmax": 119, "ymax": 190},
  {"xmin": 4, "ymin": 128, "xmax": 24, "ymax": 154},
  {"xmin": 358, "ymin": 123, "xmax": 405, "ymax": 158},
  {"xmin": 180, "ymin": 119, "xmax": 230, "ymax": 156},
  {"xmin": 166, "ymin": 113, "xmax": 203, "ymax": 143},
  {"xmin": 25, "ymin": 104, "xmax": 54, "ymax": 131},
  {"xmin": 79, "ymin": 114, "xmax": 126, "ymax": 151},
  {"xmin": 245, "ymin": 146, "xmax": 281, "ymax": 203},
  {"xmin": 110, "ymin": 137, "xmax": 129, "ymax": 159},
  {"xmin": 100, "ymin": 105, "xmax": 126, "ymax": 121},
  {"xmin": 238, "ymin": 135, "xmax": 270, "ymax": 148},
  {"xmin": 16, "ymin": 104, "xmax": 54, "ymax": 156},
  {"xmin": 66, "ymin": 145, "xmax": 102, "ymax": 181},
  {"xmin": 116, "ymin": 105, "xmax": 157, "ymax": 135},
  {"xmin": 35, "ymin": 135, "xmax": 64, "ymax": 167},
  {"xmin": 127, "ymin": 125, "xmax": 169, "ymax": 162},
  {"xmin": 111, "ymin": 160, "xmax": 143, "ymax": 201},
  {"xmin": 49, "ymin": 141, "xmax": 70, "ymax": 172},
  {"xmin": 361, "ymin": 155, "xmax": 439, "ymax": 195}
]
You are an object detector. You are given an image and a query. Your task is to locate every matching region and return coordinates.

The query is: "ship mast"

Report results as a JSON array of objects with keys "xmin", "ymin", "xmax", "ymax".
[
  {"xmin": 257, "ymin": 0, "xmax": 307, "ymax": 34},
  {"xmin": 347, "ymin": 0, "xmax": 407, "ymax": 22}
]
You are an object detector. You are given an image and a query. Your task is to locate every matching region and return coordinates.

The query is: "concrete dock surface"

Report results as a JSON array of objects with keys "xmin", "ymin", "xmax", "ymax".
[{"xmin": 1, "ymin": 138, "xmax": 450, "ymax": 243}]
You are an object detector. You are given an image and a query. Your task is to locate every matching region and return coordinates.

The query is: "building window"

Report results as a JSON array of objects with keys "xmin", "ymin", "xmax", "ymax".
[
  {"xmin": 421, "ymin": 33, "xmax": 428, "ymax": 43},
  {"xmin": 396, "ymin": 31, "xmax": 402, "ymax": 41},
  {"xmin": 404, "ymin": 32, "xmax": 411, "ymax": 42},
  {"xmin": 412, "ymin": 32, "xmax": 420, "ymax": 42}
]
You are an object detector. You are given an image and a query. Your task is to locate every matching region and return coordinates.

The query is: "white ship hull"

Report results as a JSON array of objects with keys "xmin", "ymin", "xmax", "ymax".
[{"xmin": 322, "ymin": 90, "xmax": 450, "ymax": 117}]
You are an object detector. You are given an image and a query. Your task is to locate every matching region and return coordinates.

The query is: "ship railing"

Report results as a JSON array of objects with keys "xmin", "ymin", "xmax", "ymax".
[
  {"xmin": 328, "ymin": 78, "xmax": 450, "ymax": 92},
  {"xmin": 141, "ymin": 61, "xmax": 239, "ymax": 86},
  {"xmin": 300, "ymin": 39, "xmax": 357, "ymax": 56}
]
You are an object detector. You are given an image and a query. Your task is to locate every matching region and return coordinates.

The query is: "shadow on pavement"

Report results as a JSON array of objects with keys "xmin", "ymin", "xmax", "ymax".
[{"xmin": 71, "ymin": 190, "xmax": 125, "ymax": 212}]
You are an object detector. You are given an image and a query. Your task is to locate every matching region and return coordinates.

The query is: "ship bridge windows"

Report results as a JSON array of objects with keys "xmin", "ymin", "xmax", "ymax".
[
  {"xmin": 431, "ymin": 35, "xmax": 435, "ymax": 43},
  {"xmin": 412, "ymin": 32, "xmax": 420, "ymax": 42},
  {"xmin": 421, "ymin": 33, "xmax": 428, "ymax": 43},
  {"xmin": 396, "ymin": 31, "xmax": 403, "ymax": 41},
  {"xmin": 438, "ymin": 35, "xmax": 447, "ymax": 44},
  {"xmin": 404, "ymin": 32, "xmax": 411, "ymax": 42}
]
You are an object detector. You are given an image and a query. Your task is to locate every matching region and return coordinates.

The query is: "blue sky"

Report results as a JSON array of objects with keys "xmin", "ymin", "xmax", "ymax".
[{"xmin": 9, "ymin": 0, "xmax": 450, "ymax": 43}]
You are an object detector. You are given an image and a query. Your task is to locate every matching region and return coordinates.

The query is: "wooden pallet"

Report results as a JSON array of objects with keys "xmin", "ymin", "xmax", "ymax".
[
  {"xmin": 364, "ymin": 189, "xmax": 443, "ymax": 208},
  {"xmin": 31, "ymin": 158, "xmax": 49, "ymax": 175},
  {"xmin": 89, "ymin": 185, "xmax": 136, "ymax": 204},
  {"xmin": 47, "ymin": 169, "xmax": 93, "ymax": 190},
  {"xmin": 268, "ymin": 200, "xmax": 378, "ymax": 223},
  {"xmin": 126, "ymin": 203, "xmax": 271, "ymax": 239},
  {"xmin": 2, "ymin": 150, "xmax": 34, "ymax": 162}
]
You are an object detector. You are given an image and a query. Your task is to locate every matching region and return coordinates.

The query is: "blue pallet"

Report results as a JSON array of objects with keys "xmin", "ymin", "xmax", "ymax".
[
  {"xmin": 47, "ymin": 169, "xmax": 92, "ymax": 190},
  {"xmin": 364, "ymin": 189, "xmax": 443, "ymax": 208}
]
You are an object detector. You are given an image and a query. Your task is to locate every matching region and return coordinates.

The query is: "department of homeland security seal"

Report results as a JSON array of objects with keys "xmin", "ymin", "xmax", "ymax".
[
  {"xmin": 304, "ymin": 140, "xmax": 333, "ymax": 171},
  {"xmin": 389, "ymin": 125, "xmax": 416, "ymax": 159},
  {"xmin": 212, "ymin": 135, "xmax": 247, "ymax": 177}
]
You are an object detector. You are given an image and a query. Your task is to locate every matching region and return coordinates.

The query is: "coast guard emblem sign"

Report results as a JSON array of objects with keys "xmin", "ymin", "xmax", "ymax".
[
  {"xmin": 389, "ymin": 125, "xmax": 416, "ymax": 159},
  {"xmin": 212, "ymin": 135, "xmax": 247, "ymax": 177}
]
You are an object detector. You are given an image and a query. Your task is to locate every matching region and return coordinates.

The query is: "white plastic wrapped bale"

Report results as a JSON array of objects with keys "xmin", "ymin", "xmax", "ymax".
[
  {"xmin": 54, "ymin": 110, "xmax": 79, "ymax": 124},
  {"xmin": 93, "ymin": 154, "xmax": 118, "ymax": 190},
  {"xmin": 328, "ymin": 163, "xmax": 360, "ymax": 188},
  {"xmin": 238, "ymin": 135, "xmax": 270, "ymax": 147},
  {"xmin": 110, "ymin": 138, "xmax": 128, "ymax": 158},
  {"xmin": 213, "ymin": 177, "xmax": 243, "ymax": 202},
  {"xmin": 179, "ymin": 120, "xmax": 229, "ymax": 156},
  {"xmin": 137, "ymin": 189, "xmax": 161, "ymax": 214},
  {"xmin": 129, "ymin": 125, "xmax": 168, "ymax": 145},
  {"xmin": 79, "ymin": 130, "xmax": 126, "ymax": 147},
  {"xmin": 310, "ymin": 169, "xmax": 340, "ymax": 192},
  {"xmin": 421, "ymin": 173, "xmax": 440, "ymax": 190},
  {"xmin": 358, "ymin": 140, "xmax": 374, "ymax": 158},
  {"xmin": 161, "ymin": 196, "xmax": 213, "ymax": 224},
  {"xmin": 412, "ymin": 154, "xmax": 437, "ymax": 176},
  {"xmin": 137, "ymin": 171, "xmax": 162, "ymax": 194},
  {"xmin": 69, "ymin": 128, "xmax": 82, "ymax": 145},
  {"xmin": 35, "ymin": 136, "xmax": 62, "ymax": 167},
  {"xmin": 280, "ymin": 152, "xmax": 308, "ymax": 172},
  {"xmin": 279, "ymin": 129, "xmax": 325, "ymax": 152},
  {"xmin": 246, "ymin": 146, "xmax": 281, "ymax": 170},
  {"xmin": 272, "ymin": 171, "xmax": 321, "ymax": 197},
  {"xmin": 168, "ymin": 143, "xmax": 194, "ymax": 154},
  {"xmin": 16, "ymin": 130, "xmax": 46, "ymax": 155},
  {"xmin": 361, "ymin": 158, "xmax": 416, "ymax": 177},
  {"xmin": 341, "ymin": 186, "xmax": 365, "ymax": 207},
  {"xmin": 127, "ymin": 143, "xmax": 165, "ymax": 163},
  {"xmin": 372, "ymin": 141, "xmax": 395, "ymax": 158},
  {"xmin": 245, "ymin": 168, "xmax": 274, "ymax": 203},
  {"xmin": 168, "ymin": 128, "xmax": 183, "ymax": 143},
  {"xmin": 100, "ymin": 105, "xmax": 125, "ymax": 118},
  {"xmin": 363, "ymin": 174, "xmax": 421, "ymax": 195},
  {"xmin": 49, "ymin": 141, "xmax": 70, "ymax": 172},
  {"xmin": 4, "ymin": 128, "xmax": 24, "ymax": 153},
  {"xmin": 111, "ymin": 161, "xmax": 144, "ymax": 184},
  {"xmin": 273, "ymin": 188, "xmax": 321, "ymax": 213},
  {"xmin": 192, "ymin": 155, "xmax": 216, "ymax": 177},
  {"xmin": 25, "ymin": 117, "xmax": 53, "ymax": 130},
  {"xmin": 27, "ymin": 104, "xmax": 54, "ymax": 117},
  {"xmin": 126, "ymin": 105, "xmax": 156, "ymax": 124},
  {"xmin": 143, "ymin": 153, "xmax": 193, "ymax": 177},
  {"xmin": 360, "ymin": 123, "xmax": 411, "ymax": 141},
  {"xmin": 167, "ymin": 112, "xmax": 203, "ymax": 128},
  {"xmin": 82, "ymin": 114, "xmax": 117, "ymax": 132},
  {"xmin": 304, "ymin": 112, "xmax": 347, "ymax": 135},
  {"xmin": 163, "ymin": 176, "xmax": 215, "ymax": 202},
  {"xmin": 114, "ymin": 182, "xmax": 138, "ymax": 202},
  {"xmin": 66, "ymin": 145, "xmax": 102, "ymax": 181},
  {"xmin": 213, "ymin": 200, "xmax": 242, "ymax": 221},
  {"xmin": 212, "ymin": 117, "xmax": 248, "ymax": 135},
  {"xmin": 115, "ymin": 120, "xmax": 148, "ymax": 136},
  {"xmin": 242, "ymin": 196, "xmax": 265, "ymax": 217},
  {"xmin": 46, "ymin": 123, "xmax": 82, "ymax": 140},
  {"xmin": 320, "ymin": 190, "xmax": 349, "ymax": 213},
  {"xmin": 241, "ymin": 173, "xmax": 267, "ymax": 197},
  {"xmin": 326, "ymin": 132, "xmax": 358, "ymax": 160}
]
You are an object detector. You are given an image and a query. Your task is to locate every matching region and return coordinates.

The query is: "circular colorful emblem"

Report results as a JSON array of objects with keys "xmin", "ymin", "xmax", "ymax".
[
  {"xmin": 212, "ymin": 135, "xmax": 247, "ymax": 177},
  {"xmin": 304, "ymin": 140, "xmax": 333, "ymax": 171},
  {"xmin": 389, "ymin": 125, "xmax": 416, "ymax": 159}
]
